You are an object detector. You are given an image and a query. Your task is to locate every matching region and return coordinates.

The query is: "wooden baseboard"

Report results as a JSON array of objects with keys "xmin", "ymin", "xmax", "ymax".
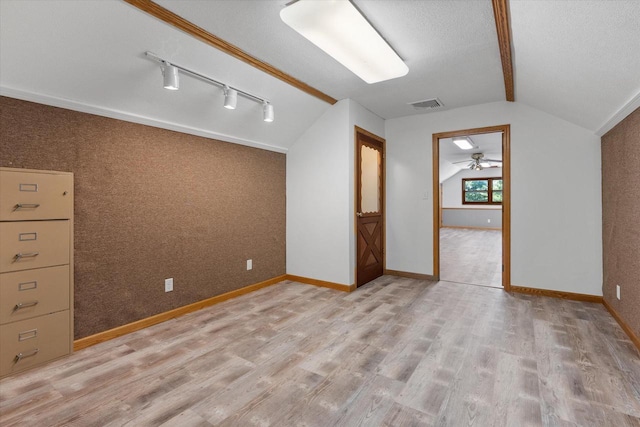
[
  {"xmin": 74, "ymin": 274, "xmax": 287, "ymax": 351},
  {"xmin": 285, "ymin": 274, "xmax": 355, "ymax": 292},
  {"xmin": 441, "ymin": 225, "xmax": 502, "ymax": 231},
  {"xmin": 603, "ymin": 298, "xmax": 640, "ymax": 354},
  {"xmin": 510, "ymin": 285, "xmax": 603, "ymax": 303},
  {"xmin": 384, "ymin": 269, "xmax": 437, "ymax": 281}
]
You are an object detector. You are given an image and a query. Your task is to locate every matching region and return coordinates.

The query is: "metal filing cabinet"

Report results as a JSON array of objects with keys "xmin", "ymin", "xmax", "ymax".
[{"xmin": 0, "ymin": 168, "xmax": 73, "ymax": 377}]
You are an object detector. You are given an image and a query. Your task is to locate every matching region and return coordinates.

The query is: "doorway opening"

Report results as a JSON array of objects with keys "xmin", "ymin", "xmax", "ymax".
[{"xmin": 432, "ymin": 125, "xmax": 511, "ymax": 291}]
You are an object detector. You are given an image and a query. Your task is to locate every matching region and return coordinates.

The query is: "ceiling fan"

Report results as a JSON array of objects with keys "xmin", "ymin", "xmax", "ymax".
[{"xmin": 453, "ymin": 153, "xmax": 502, "ymax": 171}]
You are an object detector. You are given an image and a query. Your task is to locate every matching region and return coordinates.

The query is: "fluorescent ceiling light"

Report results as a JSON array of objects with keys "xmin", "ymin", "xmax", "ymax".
[
  {"xmin": 280, "ymin": 0, "xmax": 408, "ymax": 84},
  {"xmin": 452, "ymin": 137, "xmax": 473, "ymax": 150}
]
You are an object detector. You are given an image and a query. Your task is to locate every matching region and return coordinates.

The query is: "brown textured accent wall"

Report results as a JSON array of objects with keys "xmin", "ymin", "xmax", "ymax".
[
  {"xmin": 0, "ymin": 96, "xmax": 286, "ymax": 339},
  {"xmin": 602, "ymin": 107, "xmax": 640, "ymax": 337}
]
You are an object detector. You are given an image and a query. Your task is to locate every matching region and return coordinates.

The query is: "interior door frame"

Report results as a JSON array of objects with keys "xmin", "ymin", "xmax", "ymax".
[
  {"xmin": 432, "ymin": 124, "xmax": 511, "ymax": 291},
  {"xmin": 354, "ymin": 126, "xmax": 386, "ymax": 287}
]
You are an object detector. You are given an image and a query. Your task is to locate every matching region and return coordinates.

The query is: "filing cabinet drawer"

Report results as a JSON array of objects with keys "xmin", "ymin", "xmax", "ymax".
[
  {"xmin": 0, "ymin": 266, "xmax": 70, "ymax": 324},
  {"xmin": 0, "ymin": 170, "xmax": 73, "ymax": 221},
  {"xmin": 0, "ymin": 221, "xmax": 70, "ymax": 273},
  {"xmin": 0, "ymin": 310, "xmax": 70, "ymax": 376}
]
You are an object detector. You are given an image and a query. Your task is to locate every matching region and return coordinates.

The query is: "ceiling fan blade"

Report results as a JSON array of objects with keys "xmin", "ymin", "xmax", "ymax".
[
  {"xmin": 452, "ymin": 160, "xmax": 472, "ymax": 164},
  {"xmin": 484, "ymin": 158, "xmax": 502, "ymax": 162}
]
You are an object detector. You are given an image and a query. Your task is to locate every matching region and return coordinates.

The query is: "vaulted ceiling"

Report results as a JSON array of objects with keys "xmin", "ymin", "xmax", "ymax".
[{"xmin": 1, "ymin": 1, "xmax": 639, "ymax": 152}]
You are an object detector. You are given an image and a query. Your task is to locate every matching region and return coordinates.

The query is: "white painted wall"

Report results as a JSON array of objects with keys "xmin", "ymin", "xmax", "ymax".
[
  {"xmin": 442, "ymin": 168, "xmax": 503, "ymax": 208},
  {"xmin": 287, "ymin": 99, "xmax": 384, "ymax": 286},
  {"xmin": 386, "ymin": 101, "xmax": 603, "ymax": 295}
]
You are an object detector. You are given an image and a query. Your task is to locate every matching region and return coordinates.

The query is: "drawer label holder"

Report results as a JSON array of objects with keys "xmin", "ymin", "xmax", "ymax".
[
  {"xmin": 18, "ymin": 232, "xmax": 37, "ymax": 241},
  {"xmin": 18, "ymin": 183, "xmax": 38, "ymax": 192},
  {"xmin": 18, "ymin": 281, "xmax": 38, "ymax": 291},
  {"xmin": 18, "ymin": 329, "xmax": 38, "ymax": 341}
]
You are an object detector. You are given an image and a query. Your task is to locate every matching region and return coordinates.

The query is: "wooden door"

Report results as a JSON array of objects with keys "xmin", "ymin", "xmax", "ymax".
[{"xmin": 356, "ymin": 129, "xmax": 384, "ymax": 287}]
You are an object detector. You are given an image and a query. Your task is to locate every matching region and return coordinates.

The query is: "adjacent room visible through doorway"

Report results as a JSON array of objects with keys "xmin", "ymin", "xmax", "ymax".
[
  {"xmin": 432, "ymin": 126, "xmax": 511, "ymax": 290},
  {"xmin": 440, "ymin": 227, "xmax": 502, "ymax": 287}
]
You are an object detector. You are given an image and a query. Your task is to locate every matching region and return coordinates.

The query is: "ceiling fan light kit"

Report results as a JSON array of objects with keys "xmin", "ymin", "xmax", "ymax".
[
  {"xmin": 280, "ymin": 0, "xmax": 409, "ymax": 84},
  {"xmin": 453, "ymin": 152, "xmax": 502, "ymax": 171}
]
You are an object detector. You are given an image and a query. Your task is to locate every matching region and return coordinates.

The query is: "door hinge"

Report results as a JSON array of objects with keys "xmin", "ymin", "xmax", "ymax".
[{"xmin": 502, "ymin": 264, "xmax": 505, "ymax": 272}]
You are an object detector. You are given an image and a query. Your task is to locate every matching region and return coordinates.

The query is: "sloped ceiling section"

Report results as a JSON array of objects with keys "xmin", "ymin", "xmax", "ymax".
[
  {"xmin": 155, "ymin": 0, "xmax": 506, "ymax": 120},
  {"xmin": 0, "ymin": 0, "xmax": 330, "ymax": 152},
  {"xmin": 2, "ymin": 0, "xmax": 639, "ymax": 147},
  {"xmin": 510, "ymin": 1, "xmax": 640, "ymax": 134}
]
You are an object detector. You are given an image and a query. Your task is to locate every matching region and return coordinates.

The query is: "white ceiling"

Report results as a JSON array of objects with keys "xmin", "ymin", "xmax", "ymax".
[
  {"xmin": 155, "ymin": 0, "xmax": 506, "ymax": 120},
  {"xmin": 1, "ymin": 1, "xmax": 639, "ymax": 152},
  {"xmin": 510, "ymin": 1, "xmax": 640, "ymax": 134}
]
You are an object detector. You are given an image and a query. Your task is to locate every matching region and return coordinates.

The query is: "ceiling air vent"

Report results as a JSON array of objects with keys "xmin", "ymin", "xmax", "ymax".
[{"xmin": 409, "ymin": 98, "xmax": 444, "ymax": 110}]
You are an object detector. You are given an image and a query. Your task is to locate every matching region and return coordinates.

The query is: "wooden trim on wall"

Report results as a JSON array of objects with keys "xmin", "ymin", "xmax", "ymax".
[
  {"xmin": 286, "ymin": 275, "xmax": 356, "ymax": 292},
  {"xmin": 384, "ymin": 269, "xmax": 437, "ymax": 282},
  {"xmin": 123, "ymin": 0, "xmax": 337, "ymax": 105},
  {"xmin": 439, "ymin": 184, "xmax": 443, "ymax": 228},
  {"xmin": 432, "ymin": 135, "xmax": 440, "ymax": 280},
  {"xmin": 603, "ymin": 299, "xmax": 640, "ymax": 354},
  {"xmin": 510, "ymin": 286, "xmax": 603, "ymax": 304},
  {"xmin": 74, "ymin": 274, "xmax": 287, "ymax": 350},
  {"xmin": 491, "ymin": 0, "xmax": 515, "ymax": 102},
  {"xmin": 442, "ymin": 207, "xmax": 502, "ymax": 211},
  {"xmin": 501, "ymin": 125, "xmax": 511, "ymax": 290},
  {"xmin": 433, "ymin": 125, "xmax": 511, "ymax": 291},
  {"xmin": 442, "ymin": 225, "xmax": 502, "ymax": 231}
]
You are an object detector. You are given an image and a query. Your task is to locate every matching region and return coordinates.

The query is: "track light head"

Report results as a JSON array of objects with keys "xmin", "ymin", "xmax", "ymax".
[
  {"xmin": 223, "ymin": 86, "xmax": 237, "ymax": 110},
  {"xmin": 162, "ymin": 63, "xmax": 179, "ymax": 90},
  {"xmin": 263, "ymin": 102, "xmax": 274, "ymax": 123}
]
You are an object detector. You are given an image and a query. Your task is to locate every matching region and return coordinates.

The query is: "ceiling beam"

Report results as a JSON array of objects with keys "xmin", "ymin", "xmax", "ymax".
[
  {"xmin": 491, "ymin": 0, "xmax": 515, "ymax": 102},
  {"xmin": 123, "ymin": 0, "xmax": 338, "ymax": 105}
]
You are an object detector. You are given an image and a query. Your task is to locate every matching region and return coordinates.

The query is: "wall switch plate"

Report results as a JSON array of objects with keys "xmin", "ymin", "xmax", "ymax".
[
  {"xmin": 487, "ymin": 219, "xmax": 491, "ymax": 223},
  {"xmin": 165, "ymin": 278, "xmax": 173, "ymax": 292},
  {"xmin": 247, "ymin": 259, "xmax": 252, "ymax": 270},
  {"xmin": 616, "ymin": 284, "xmax": 621, "ymax": 300}
]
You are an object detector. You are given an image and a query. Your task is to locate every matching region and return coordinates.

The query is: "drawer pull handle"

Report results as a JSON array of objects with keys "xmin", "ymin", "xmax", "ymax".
[
  {"xmin": 14, "ymin": 252, "xmax": 39, "ymax": 261},
  {"xmin": 14, "ymin": 301, "xmax": 39, "ymax": 311},
  {"xmin": 14, "ymin": 203, "xmax": 41, "ymax": 210},
  {"xmin": 15, "ymin": 348, "xmax": 39, "ymax": 363}
]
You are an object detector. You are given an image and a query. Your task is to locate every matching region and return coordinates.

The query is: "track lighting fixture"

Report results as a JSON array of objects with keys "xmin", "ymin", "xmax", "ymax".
[
  {"xmin": 263, "ymin": 102, "xmax": 274, "ymax": 123},
  {"xmin": 146, "ymin": 52, "xmax": 273, "ymax": 122},
  {"xmin": 223, "ymin": 86, "xmax": 237, "ymax": 110},
  {"xmin": 162, "ymin": 64, "xmax": 179, "ymax": 90}
]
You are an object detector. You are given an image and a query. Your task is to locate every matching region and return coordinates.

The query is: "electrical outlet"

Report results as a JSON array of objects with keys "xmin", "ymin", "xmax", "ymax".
[
  {"xmin": 616, "ymin": 284, "xmax": 621, "ymax": 300},
  {"xmin": 247, "ymin": 259, "xmax": 252, "ymax": 270},
  {"xmin": 165, "ymin": 278, "xmax": 173, "ymax": 292}
]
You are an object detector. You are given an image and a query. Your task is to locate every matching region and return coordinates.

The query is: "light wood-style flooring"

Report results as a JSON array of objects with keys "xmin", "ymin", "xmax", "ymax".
[
  {"xmin": 1, "ymin": 277, "xmax": 639, "ymax": 426},
  {"xmin": 440, "ymin": 227, "xmax": 502, "ymax": 288}
]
